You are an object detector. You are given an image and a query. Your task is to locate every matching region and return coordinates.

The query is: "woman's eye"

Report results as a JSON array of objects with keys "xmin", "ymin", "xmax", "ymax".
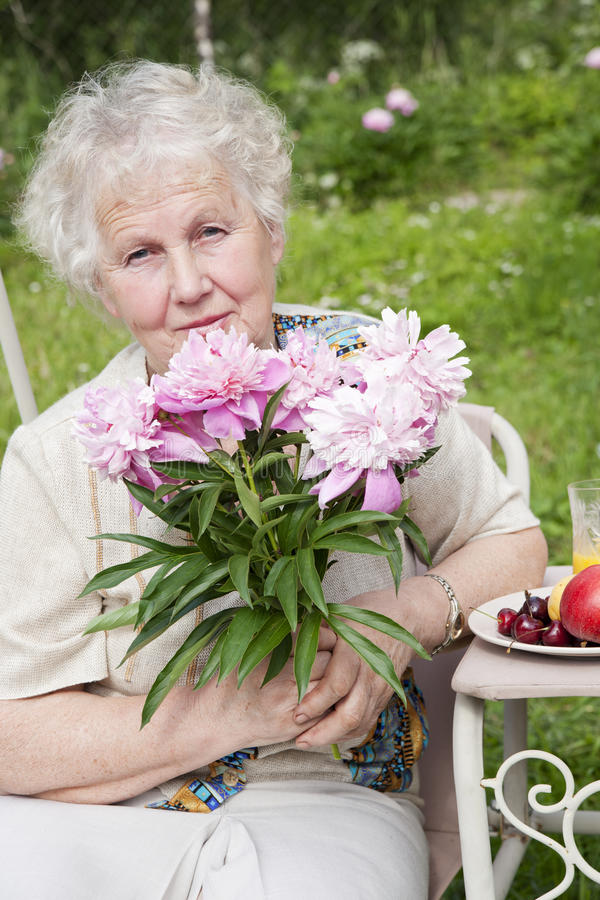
[
  {"xmin": 127, "ymin": 248, "xmax": 150, "ymax": 264},
  {"xmin": 200, "ymin": 226, "xmax": 223, "ymax": 239}
]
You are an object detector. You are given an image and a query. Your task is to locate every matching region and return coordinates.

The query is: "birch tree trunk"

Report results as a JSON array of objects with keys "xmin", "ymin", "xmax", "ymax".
[{"xmin": 194, "ymin": 0, "xmax": 214, "ymax": 66}]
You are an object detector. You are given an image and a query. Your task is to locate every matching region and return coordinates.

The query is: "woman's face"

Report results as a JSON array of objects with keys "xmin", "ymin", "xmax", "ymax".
[{"xmin": 96, "ymin": 168, "xmax": 284, "ymax": 375}]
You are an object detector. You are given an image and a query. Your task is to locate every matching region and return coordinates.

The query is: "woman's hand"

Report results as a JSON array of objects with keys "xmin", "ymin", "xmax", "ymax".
[
  {"xmin": 196, "ymin": 627, "xmax": 336, "ymax": 751},
  {"xmin": 290, "ymin": 587, "xmax": 422, "ymax": 749}
]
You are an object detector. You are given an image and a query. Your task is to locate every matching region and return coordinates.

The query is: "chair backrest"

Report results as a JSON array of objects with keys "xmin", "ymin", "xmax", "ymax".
[
  {"xmin": 1, "ymin": 294, "xmax": 531, "ymax": 899},
  {"xmin": 0, "ymin": 268, "xmax": 37, "ymax": 424}
]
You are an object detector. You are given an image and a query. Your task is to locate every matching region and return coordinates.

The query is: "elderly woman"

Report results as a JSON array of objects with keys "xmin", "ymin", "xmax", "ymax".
[{"xmin": 0, "ymin": 61, "xmax": 546, "ymax": 899}]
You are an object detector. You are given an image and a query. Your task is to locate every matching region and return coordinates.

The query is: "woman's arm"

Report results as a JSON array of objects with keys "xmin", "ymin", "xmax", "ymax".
[
  {"xmin": 293, "ymin": 525, "xmax": 547, "ymax": 748},
  {"xmin": 0, "ymin": 644, "xmax": 334, "ymax": 804}
]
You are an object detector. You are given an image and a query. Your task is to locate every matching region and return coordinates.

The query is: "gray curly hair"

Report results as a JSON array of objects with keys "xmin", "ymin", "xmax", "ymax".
[{"xmin": 16, "ymin": 60, "xmax": 292, "ymax": 299}]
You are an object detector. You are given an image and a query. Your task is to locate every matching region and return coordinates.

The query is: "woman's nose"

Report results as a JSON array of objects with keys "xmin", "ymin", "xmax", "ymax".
[{"xmin": 168, "ymin": 247, "xmax": 212, "ymax": 304}]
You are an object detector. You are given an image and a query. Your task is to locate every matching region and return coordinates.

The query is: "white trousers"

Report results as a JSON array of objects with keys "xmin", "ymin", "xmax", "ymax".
[{"xmin": 0, "ymin": 780, "xmax": 428, "ymax": 900}]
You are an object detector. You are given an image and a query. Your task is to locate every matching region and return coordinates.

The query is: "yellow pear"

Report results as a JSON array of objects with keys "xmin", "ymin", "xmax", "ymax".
[{"xmin": 548, "ymin": 574, "xmax": 574, "ymax": 621}]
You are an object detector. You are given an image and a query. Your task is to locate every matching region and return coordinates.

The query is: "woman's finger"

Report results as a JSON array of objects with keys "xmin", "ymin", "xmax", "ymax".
[{"xmin": 293, "ymin": 642, "xmax": 360, "ymax": 724}]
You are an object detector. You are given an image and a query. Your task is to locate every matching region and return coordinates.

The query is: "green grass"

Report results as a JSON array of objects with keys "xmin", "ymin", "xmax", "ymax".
[{"xmin": 2, "ymin": 188, "xmax": 600, "ymax": 898}]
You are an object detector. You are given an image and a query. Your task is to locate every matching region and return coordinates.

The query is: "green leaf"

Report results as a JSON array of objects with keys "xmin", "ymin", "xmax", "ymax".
[
  {"xmin": 79, "ymin": 550, "xmax": 174, "ymax": 596},
  {"xmin": 90, "ymin": 532, "xmax": 203, "ymax": 555},
  {"xmin": 237, "ymin": 613, "xmax": 291, "ymax": 686},
  {"xmin": 188, "ymin": 517, "xmax": 220, "ymax": 562},
  {"xmin": 400, "ymin": 445, "xmax": 440, "ymax": 476},
  {"xmin": 331, "ymin": 603, "xmax": 430, "ymax": 660},
  {"xmin": 207, "ymin": 448, "xmax": 238, "ymax": 476},
  {"xmin": 312, "ymin": 533, "xmax": 392, "ymax": 555},
  {"xmin": 376, "ymin": 523, "xmax": 404, "ymax": 593},
  {"xmin": 276, "ymin": 556, "xmax": 298, "ymax": 631},
  {"xmin": 264, "ymin": 554, "xmax": 291, "ymax": 596},
  {"xmin": 138, "ymin": 555, "xmax": 210, "ymax": 624},
  {"xmin": 137, "ymin": 560, "xmax": 180, "ymax": 601},
  {"xmin": 251, "ymin": 514, "xmax": 286, "ymax": 553},
  {"xmin": 194, "ymin": 483, "xmax": 223, "ymax": 538},
  {"xmin": 121, "ymin": 585, "xmax": 219, "ymax": 660},
  {"xmin": 84, "ymin": 601, "xmax": 140, "ymax": 634},
  {"xmin": 260, "ymin": 493, "xmax": 315, "ymax": 513},
  {"xmin": 257, "ymin": 381, "xmax": 290, "ymax": 453},
  {"xmin": 395, "ymin": 515, "xmax": 432, "ymax": 567},
  {"xmin": 141, "ymin": 608, "xmax": 235, "ymax": 726},
  {"xmin": 294, "ymin": 609, "xmax": 322, "ymax": 700},
  {"xmin": 171, "ymin": 560, "xmax": 230, "ymax": 617},
  {"xmin": 279, "ymin": 496, "xmax": 320, "ymax": 555},
  {"xmin": 194, "ymin": 630, "xmax": 228, "ymax": 689},
  {"xmin": 262, "ymin": 431, "xmax": 307, "ymax": 452},
  {"xmin": 311, "ymin": 509, "xmax": 399, "ymax": 542},
  {"xmin": 123, "ymin": 479, "xmax": 170, "ymax": 519},
  {"xmin": 152, "ymin": 458, "xmax": 232, "ymax": 481},
  {"xmin": 296, "ymin": 547, "xmax": 327, "ymax": 614},
  {"xmin": 218, "ymin": 607, "xmax": 269, "ymax": 680},
  {"xmin": 228, "ymin": 554, "xmax": 251, "ymax": 604},
  {"xmin": 261, "ymin": 632, "xmax": 293, "ymax": 686},
  {"xmin": 233, "ymin": 470, "xmax": 262, "ymax": 526},
  {"xmin": 154, "ymin": 482, "xmax": 179, "ymax": 500},
  {"xmin": 120, "ymin": 606, "xmax": 174, "ymax": 660},
  {"xmin": 328, "ymin": 615, "xmax": 406, "ymax": 704},
  {"xmin": 252, "ymin": 451, "xmax": 294, "ymax": 475}
]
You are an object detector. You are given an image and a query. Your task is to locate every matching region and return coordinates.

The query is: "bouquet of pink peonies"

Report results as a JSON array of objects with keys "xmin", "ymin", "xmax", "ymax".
[{"xmin": 75, "ymin": 308, "xmax": 470, "ymax": 727}]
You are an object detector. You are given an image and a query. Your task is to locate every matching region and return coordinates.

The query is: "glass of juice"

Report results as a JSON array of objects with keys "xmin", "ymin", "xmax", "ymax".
[{"xmin": 568, "ymin": 479, "xmax": 600, "ymax": 573}]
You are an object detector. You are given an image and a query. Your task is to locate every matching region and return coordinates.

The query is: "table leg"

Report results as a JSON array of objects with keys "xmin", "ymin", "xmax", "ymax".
[{"xmin": 453, "ymin": 692, "xmax": 495, "ymax": 899}]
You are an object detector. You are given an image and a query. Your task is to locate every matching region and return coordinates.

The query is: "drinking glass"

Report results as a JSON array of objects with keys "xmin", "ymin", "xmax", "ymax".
[{"xmin": 568, "ymin": 479, "xmax": 600, "ymax": 573}]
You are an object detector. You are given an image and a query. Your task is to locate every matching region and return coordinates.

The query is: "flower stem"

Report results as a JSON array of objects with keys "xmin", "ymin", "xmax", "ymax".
[
  {"xmin": 238, "ymin": 441, "xmax": 279, "ymax": 555},
  {"xmin": 331, "ymin": 743, "xmax": 341, "ymax": 760},
  {"xmin": 293, "ymin": 444, "xmax": 301, "ymax": 481}
]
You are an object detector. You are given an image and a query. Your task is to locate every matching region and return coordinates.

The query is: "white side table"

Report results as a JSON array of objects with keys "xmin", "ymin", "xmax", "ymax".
[{"xmin": 452, "ymin": 569, "xmax": 600, "ymax": 899}]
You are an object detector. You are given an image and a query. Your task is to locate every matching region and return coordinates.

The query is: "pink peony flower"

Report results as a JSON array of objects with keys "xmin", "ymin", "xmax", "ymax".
[
  {"xmin": 74, "ymin": 379, "xmax": 217, "ymax": 514},
  {"xmin": 302, "ymin": 376, "xmax": 434, "ymax": 512},
  {"xmin": 73, "ymin": 379, "xmax": 165, "ymax": 490},
  {"xmin": 327, "ymin": 70, "xmax": 341, "ymax": 85},
  {"xmin": 152, "ymin": 328, "xmax": 290, "ymax": 440},
  {"xmin": 272, "ymin": 328, "xmax": 343, "ymax": 431},
  {"xmin": 357, "ymin": 308, "xmax": 471, "ymax": 414},
  {"xmin": 362, "ymin": 108, "xmax": 394, "ymax": 133},
  {"xmin": 585, "ymin": 48, "xmax": 600, "ymax": 69},
  {"xmin": 385, "ymin": 87, "xmax": 419, "ymax": 116}
]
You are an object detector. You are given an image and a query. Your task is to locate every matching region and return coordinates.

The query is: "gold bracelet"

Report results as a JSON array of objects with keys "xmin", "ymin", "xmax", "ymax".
[{"xmin": 426, "ymin": 573, "xmax": 465, "ymax": 655}]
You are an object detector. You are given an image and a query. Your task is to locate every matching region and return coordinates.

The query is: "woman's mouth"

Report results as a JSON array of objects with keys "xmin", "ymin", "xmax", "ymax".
[{"xmin": 178, "ymin": 314, "xmax": 231, "ymax": 335}]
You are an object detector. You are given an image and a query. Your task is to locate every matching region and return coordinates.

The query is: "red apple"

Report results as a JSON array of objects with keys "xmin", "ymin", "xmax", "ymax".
[{"xmin": 560, "ymin": 564, "xmax": 600, "ymax": 642}]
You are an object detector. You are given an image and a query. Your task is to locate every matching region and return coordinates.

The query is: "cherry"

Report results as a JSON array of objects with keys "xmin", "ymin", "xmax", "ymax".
[
  {"xmin": 512, "ymin": 613, "xmax": 545, "ymax": 644},
  {"xmin": 519, "ymin": 594, "xmax": 549, "ymax": 623},
  {"xmin": 497, "ymin": 607, "xmax": 518, "ymax": 636},
  {"xmin": 541, "ymin": 621, "xmax": 573, "ymax": 647}
]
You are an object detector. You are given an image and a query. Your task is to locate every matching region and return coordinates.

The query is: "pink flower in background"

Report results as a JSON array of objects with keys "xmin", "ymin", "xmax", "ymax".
[
  {"xmin": 385, "ymin": 88, "xmax": 419, "ymax": 116},
  {"xmin": 302, "ymin": 378, "xmax": 434, "ymax": 511},
  {"xmin": 272, "ymin": 328, "xmax": 342, "ymax": 431},
  {"xmin": 73, "ymin": 379, "xmax": 164, "ymax": 488},
  {"xmin": 584, "ymin": 47, "xmax": 600, "ymax": 68},
  {"xmin": 152, "ymin": 328, "xmax": 290, "ymax": 439},
  {"xmin": 362, "ymin": 107, "xmax": 394, "ymax": 133},
  {"xmin": 358, "ymin": 307, "xmax": 471, "ymax": 414},
  {"xmin": 327, "ymin": 70, "xmax": 341, "ymax": 85}
]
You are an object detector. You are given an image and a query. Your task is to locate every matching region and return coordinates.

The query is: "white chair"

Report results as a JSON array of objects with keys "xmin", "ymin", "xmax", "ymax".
[
  {"xmin": 0, "ymin": 269, "xmax": 37, "ymax": 424},
  {"xmin": 0, "ymin": 288, "xmax": 534, "ymax": 899}
]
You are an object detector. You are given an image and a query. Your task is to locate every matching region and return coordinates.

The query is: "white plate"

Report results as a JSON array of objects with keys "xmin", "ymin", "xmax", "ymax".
[{"xmin": 468, "ymin": 587, "xmax": 600, "ymax": 657}]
